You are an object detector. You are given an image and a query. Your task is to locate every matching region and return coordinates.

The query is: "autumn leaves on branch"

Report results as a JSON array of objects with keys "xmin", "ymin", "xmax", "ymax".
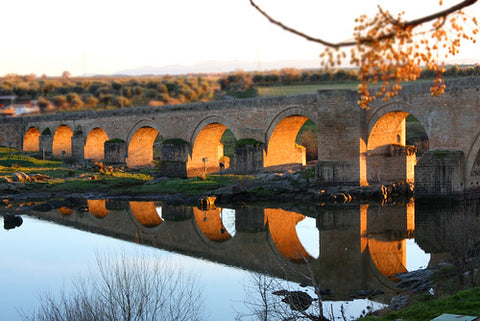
[{"xmin": 249, "ymin": 0, "xmax": 479, "ymax": 109}]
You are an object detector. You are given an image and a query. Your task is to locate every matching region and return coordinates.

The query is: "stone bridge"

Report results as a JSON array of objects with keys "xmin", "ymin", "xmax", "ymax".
[{"xmin": 1, "ymin": 76, "xmax": 480, "ymax": 196}]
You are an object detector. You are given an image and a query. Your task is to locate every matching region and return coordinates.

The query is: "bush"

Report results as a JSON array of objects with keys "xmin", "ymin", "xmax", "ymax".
[{"xmin": 21, "ymin": 251, "xmax": 205, "ymax": 321}]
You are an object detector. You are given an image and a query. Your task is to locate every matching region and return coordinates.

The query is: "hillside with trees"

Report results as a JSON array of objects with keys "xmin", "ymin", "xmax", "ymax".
[
  {"xmin": 0, "ymin": 73, "xmax": 219, "ymax": 114},
  {"xmin": 1, "ymin": 64, "xmax": 479, "ymax": 115}
]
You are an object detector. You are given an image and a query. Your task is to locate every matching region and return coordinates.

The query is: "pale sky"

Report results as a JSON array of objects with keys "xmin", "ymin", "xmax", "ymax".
[{"xmin": 1, "ymin": 0, "xmax": 478, "ymax": 76}]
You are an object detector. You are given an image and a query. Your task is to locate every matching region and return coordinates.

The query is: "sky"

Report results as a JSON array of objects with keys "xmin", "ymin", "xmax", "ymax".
[{"xmin": 1, "ymin": 0, "xmax": 479, "ymax": 77}]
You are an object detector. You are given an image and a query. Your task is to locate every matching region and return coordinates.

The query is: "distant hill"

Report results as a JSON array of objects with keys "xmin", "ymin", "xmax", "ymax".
[{"xmin": 113, "ymin": 59, "xmax": 321, "ymax": 76}]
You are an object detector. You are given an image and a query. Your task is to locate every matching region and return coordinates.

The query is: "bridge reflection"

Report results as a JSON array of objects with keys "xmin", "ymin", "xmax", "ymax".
[{"xmin": 5, "ymin": 199, "xmax": 438, "ymax": 302}]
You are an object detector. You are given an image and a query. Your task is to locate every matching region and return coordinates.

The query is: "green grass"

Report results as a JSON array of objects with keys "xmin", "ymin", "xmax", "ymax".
[
  {"xmin": 0, "ymin": 147, "xmax": 258, "ymax": 196},
  {"xmin": 134, "ymin": 174, "xmax": 256, "ymax": 195},
  {"xmin": 361, "ymin": 287, "xmax": 480, "ymax": 321},
  {"xmin": 0, "ymin": 147, "xmax": 70, "ymax": 178}
]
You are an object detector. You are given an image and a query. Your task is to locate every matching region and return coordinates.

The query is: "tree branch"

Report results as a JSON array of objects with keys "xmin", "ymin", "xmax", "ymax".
[
  {"xmin": 248, "ymin": 0, "xmax": 355, "ymax": 48},
  {"xmin": 249, "ymin": 0, "xmax": 478, "ymax": 48}
]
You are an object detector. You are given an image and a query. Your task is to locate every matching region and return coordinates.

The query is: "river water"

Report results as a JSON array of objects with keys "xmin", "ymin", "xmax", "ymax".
[{"xmin": 0, "ymin": 197, "xmax": 464, "ymax": 321}]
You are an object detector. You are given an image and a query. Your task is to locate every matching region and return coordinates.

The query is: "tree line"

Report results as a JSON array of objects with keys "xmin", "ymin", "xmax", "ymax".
[
  {"xmin": 218, "ymin": 64, "xmax": 480, "ymax": 90},
  {"xmin": 0, "ymin": 73, "xmax": 219, "ymax": 113},
  {"xmin": 1, "ymin": 64, "xmax": 478, "ymax": 114}
]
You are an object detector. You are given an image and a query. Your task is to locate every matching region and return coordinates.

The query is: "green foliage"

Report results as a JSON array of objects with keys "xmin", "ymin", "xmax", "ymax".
[
  {"xmin": 162, "ymin": 138, "xmax": 189, "ymax": 146},
  {"xmin": 0, "ymin": 147, "xmax": 60, "ymax": 170},
  {"xmin": 37, "ymin": 96, "xmax": 50, "ymax": 113},
  {"xmin": 236, "ymin": 138, "xmax": 262, "ymax": 147},
  {"xmin": 53, "ymin": 95, "xmax": 67, "ymax": 109},
  {"xmin": 83, "ymin": 95, "xmax": 99, "ymax": 108},
  {"xmin": 228, "ymin": 87, "xmax": 258, "ymax": 98},
  {"xmin": 138, "ymin": 174, "xmax": 256, "ymax": 195},
  {"xmin": 113, "ymin": 95, "xmax": 130, "ymax": 108},
  {"xmin": 99, "ymin": 93, "xmax": 114, "ymax": 106},
  {"xmin": 361, "ymin": 287, "xmax": 480, "ymax": 321}
]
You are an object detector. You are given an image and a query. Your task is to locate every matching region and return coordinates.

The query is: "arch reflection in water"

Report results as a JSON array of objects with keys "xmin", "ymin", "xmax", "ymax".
[
  {"xmin": 129, "ymin": 201, "xmax": 163, "ymax": 228},
  {"xmin": 406, "ymin": 239, "xmax": 430, "ymax": 271},
  {"xmin": 87, "ymin": 199, "xmax": 110, "ymax": 218},
  {"xmin": 7, "ymin": 198, "xmax": 446, "ymax": 306},
  {"xmin": 194, "ymin": 207, "xmax": 235, "ymax": 242},
  {"xmin": 295, "ymin": 216, "xmax": 320, "ymax": 259},
  {"xmin": 265, "ymin": 209, "xmax": 317, "ymax": 261}
]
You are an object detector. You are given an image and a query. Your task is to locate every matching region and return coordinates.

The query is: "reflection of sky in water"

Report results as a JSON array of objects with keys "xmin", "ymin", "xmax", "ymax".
[
  {"xmin": 0, "ymin": 216, "xmax": 245, "ymax": 321},
  {"xmin": 155, "ymin": 206, "xmax": 163, "ymax": 219},
  {"xmin": 1, "ymin": 210, "xmax": 430, "ymax": 321},
  {"xmin": 406, "ymin": 238, "xmax": 430, "ymax": 271},
  {"xmin": 295, "ymin": 216, "xmax": 320, "ymax": 259},
  {"xmin": 220, "ymin": 208, "xmax": 236, "ymax": 237}
]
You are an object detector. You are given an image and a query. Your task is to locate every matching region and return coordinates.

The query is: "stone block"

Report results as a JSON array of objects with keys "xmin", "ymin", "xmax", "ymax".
[
  {"xmin": 104, "ymin": 139, "xmax": 127, "ymax": 165},
  {"xmin": 415, "ymin": 149, "xmax": 464, "ymax": 196},
  {"xmin": 233, "ymin": 144, "xmax": 264, "ymax": 174}
]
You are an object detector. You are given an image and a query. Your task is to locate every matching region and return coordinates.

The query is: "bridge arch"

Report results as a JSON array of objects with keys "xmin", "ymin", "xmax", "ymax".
[
  {"xmin": 190, "ymin": 116, "xmax": 240, "ymax": 145},
  {"xmin": 367, "ymin": 101, "xmax": 431, "ymax": 138},
  {"xmin": 126, "ymin": 121, "xmax": 160, "ymax": 168},
  {"xmin": 366, "ymin": 102, "xmax": 429, "ymax": 184},
  {"xmin": 189, "ymin": 116, "xmax": 238, "ymax": 176},
  {"xmin": 52, "ymin": 125, "xmax": 73, "ymax": 157},
  {"xmin": 264, "ymin": 107, "xmax": 318, "ymax": 169},
  {"xmin": 23, "ymin": 127, "xmax": 40, "ymax": 152},
  {"xmin": 85, "ymin": 127, "xmax": 109, "ymax": 161}
]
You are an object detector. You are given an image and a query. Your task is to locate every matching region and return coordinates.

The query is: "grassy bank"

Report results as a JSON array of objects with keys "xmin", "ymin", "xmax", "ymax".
[
  {"xmin": 362, "ymin": 287, "xmax": 480, "ymax": 321},
  {"xmin": 0, "ymin": 147, "xmax": 256, "ymax": 196}
]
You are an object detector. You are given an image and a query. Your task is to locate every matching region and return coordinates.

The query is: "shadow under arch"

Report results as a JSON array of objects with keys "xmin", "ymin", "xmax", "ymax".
[
  {"xmin": 52, "ymin": 125, "xmax": 73, "ymax": 157},
  {"xmin": 188, "ymin": 116, "xmax": 238, "ymax": 176},
  {"xmin": 264, "ymin": 208, "xmax": 315, "ymax": 261},
  {"xmin": 85, "ymin": 128, "xmax": 109, "ymax": 161},
  {"xmin": 23, "ymin": 127, "xmax": 40, "ymax": 152},
  {"xmin": 264, "ymin": 107, "xmax": 318, "ymax": 169}
]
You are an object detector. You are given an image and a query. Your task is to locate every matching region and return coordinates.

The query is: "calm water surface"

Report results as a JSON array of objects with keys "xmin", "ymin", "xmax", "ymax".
[{"xmin": 0, "ymin": 198, "xmax": 441, "ymax": 321}]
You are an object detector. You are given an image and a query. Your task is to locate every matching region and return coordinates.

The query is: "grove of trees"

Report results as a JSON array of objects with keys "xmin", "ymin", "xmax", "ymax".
[{"xmin": 0, "ymin": 73, "xmax": 219, "ymax": 113}]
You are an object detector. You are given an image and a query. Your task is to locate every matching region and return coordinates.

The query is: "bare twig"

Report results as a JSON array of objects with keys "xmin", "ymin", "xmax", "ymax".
[{"xmin": 249, "ymin": 0, "xmax": 478, "ymax": 47}]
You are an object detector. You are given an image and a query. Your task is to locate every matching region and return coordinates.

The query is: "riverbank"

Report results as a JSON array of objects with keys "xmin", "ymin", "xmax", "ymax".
[{"xmin": 0, "ymin": 148, "xmax": 417, "ymax": 207}]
